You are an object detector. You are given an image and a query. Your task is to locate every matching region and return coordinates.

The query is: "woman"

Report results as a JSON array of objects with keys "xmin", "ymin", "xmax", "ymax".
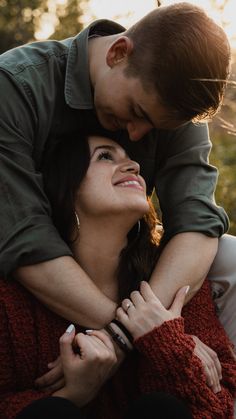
[{"xmin": 0, "ymin": 132, "xmax": 235, "ymax": 418}]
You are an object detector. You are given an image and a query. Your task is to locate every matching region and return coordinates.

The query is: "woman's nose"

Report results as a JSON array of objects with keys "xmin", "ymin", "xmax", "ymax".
[{"xmin": 120, "ymin": 159, "xmax": 140, "ymax": 175}]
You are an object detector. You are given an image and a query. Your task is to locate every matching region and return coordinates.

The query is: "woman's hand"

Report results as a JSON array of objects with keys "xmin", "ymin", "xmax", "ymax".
[
  {"xmin": 116, "ymin": 281, "xmax": 189, "ymax": 340},
  {"xmin": 191, "ymin": 335, "xmax": 222, "ymax": 393},
  {"xmin": 35, "ymin": 328, "xmax": 125, "ymax": 394},
  {"xmin": 35, "ymin": 356, "xmax": 64, "ymax": 393},
  {"xmin": 116, "ymin": 281, "xmax": 222, "ymax": 394},
  {"xmin": 52, "ymin": 325, "xmax": 117, "ymax": 407}
]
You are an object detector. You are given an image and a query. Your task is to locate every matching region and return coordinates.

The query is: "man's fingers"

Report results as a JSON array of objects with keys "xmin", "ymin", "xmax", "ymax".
[{"xmin": 169, "ymin": 285, "xmax": 189, "ymax": 316}]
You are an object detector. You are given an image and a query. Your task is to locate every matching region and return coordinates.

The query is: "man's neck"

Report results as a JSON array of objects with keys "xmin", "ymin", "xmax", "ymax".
[{"xmin": 88, "ymin": 33, "xmax": 122, "ymax": 88}]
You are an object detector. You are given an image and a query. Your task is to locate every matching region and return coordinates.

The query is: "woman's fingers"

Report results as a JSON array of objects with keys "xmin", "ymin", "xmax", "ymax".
[
  {"xmin": 121, "ymin": 298, "xmax": 136, "ymax": 314},
  {"xmin": 39, "ymin": 378, "xmax": 65, "ymax": 393},
  {"xmin": 35, "ymin": 324, "xmax": 75, "ymax": 389},
  {"xmin": 192, "ymin": 336, "xmax": 221, "ymax": 393},
  {"xmin": 48, "ymin": 356, "xmax": 60, "ymax": 369},
  {"xmin": 200, "ymin": 341, "xmax": 222, "ymax": 380},
  {"xmin": 59, "ymin": 324, "xmax": 76, "ymax": 364},
  {"xmin": 139, "ymin": 281, "xmax": 158, "ymax": 301},
  {"xmin": 169, "ymin": 285, "xmax": 190, "ymax": 317},
  {"xmin": 86, "ymin": 329, "xmax": 116, "ymax": 354},
  {"xmin": 74, "ymin": 331, "xmax": 116, "ymax": 366},
  {"xmin": 35, "ymin": 362, "xmax": 63, "ymax": 389}
]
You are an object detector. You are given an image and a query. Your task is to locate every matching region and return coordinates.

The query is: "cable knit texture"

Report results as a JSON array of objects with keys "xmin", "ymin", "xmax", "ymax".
[{"xmin": 0, "ymin": 279, "xmax": 236, "ymax": 419}]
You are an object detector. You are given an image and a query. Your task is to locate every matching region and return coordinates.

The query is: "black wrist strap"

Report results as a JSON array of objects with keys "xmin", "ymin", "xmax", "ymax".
[
  {"xmin": 111, "ymin": 319, "xmax": 133, "ymax": 343},
  {"xmin": 105, "ymin": 324, "xmax": 131, "ymax": 354}
]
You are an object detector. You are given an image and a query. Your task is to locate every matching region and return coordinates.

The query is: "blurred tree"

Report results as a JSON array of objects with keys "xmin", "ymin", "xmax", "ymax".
[
  {"xmin": 50, "ymin": 0, "xmax": 85, "ymax": 40},
  {"xmin": 0, "ymin": 0, "xmax": 87, "ymax": 53},
  {"xmin": 0, "ymin": 0, "xmax": 48, "ymax": 52}
]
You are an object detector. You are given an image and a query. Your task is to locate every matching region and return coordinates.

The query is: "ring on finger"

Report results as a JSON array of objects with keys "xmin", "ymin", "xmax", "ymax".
[{"xmin": 123, "ymin": 301, "xmax": 134, "ymax": 312}]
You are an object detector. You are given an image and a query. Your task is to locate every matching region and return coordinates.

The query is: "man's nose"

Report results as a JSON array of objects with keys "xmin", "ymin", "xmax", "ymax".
[{"xmin": 126, "ymin": 120, "xmax": 153, "ymax": 141}]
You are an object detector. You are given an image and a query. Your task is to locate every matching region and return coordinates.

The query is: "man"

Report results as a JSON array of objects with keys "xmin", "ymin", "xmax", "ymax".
[{"xmin": 0, "ymin": 3, "xmax": 232, "ymax": 340}]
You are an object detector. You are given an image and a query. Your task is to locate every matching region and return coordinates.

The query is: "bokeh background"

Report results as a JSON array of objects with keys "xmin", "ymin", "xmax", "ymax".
[{"xmin": 1, "ymin": 0, "xmax": 235, "ymax": 233}]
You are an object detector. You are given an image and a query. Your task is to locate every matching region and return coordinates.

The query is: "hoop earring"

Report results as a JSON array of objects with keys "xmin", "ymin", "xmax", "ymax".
[
  {"xmin": 75, "ymin": 212, "xmax": 80, "ymax": 229},
  {"xmin": 137, "ymin": 220, "xmax": 141, "ymax": 236}
]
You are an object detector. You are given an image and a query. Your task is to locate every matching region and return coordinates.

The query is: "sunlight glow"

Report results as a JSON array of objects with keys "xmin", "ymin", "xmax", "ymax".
[
  {"xmin": 81, "ymin": 0, "xmax": 157, "ymax": 27},
  {"xmin": 81, "ymin": 0, "xmax": 236, "ymax": 50},
  {"xmin": 36, "ymin": 0, "xmax": 236, "ymax": 50}
]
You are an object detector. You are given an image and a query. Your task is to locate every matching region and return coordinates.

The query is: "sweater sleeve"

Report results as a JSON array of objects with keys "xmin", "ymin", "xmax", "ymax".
[
  {"xmin": 0, "ymin": 303, "xmax": 51, "ymax": 419},
  {"xmin": 134, "ymin": 317, "xmax": 236, "ymax": 419}
]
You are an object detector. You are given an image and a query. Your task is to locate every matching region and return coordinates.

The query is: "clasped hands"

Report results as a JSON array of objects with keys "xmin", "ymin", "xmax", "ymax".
[{"xmin": 35, "ymin": 282, "xmax": 222, "ymax": 406}]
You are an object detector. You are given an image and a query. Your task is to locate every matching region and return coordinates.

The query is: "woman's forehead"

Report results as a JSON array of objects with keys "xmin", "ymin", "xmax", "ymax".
[{"xmin": 88, "ymin": 135, "xmax": 127, "ymax": 156}]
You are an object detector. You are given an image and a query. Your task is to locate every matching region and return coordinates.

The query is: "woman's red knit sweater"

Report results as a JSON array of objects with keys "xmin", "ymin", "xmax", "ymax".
[{"xmin": 0, "ymin": 279, "xmax": 235, "ymax": 419}]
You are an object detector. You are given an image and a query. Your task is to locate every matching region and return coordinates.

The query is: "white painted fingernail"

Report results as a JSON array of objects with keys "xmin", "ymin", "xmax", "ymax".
[
  {"xmin": 66, "ymin": 324, "xmax": 75, "ymax": 333},
  {"xmin": 184, "ymin": 285, "xmax": 190, "ymax": 294},
  {"xmin": 85, "ymin": 329, "xmax": 93, "ymax": 334}
]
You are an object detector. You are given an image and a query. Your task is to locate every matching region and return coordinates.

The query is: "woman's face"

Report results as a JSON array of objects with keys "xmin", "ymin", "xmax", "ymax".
[{"xmin": 75, "ymin": 136, "xmax": 149, "ymax": 220}]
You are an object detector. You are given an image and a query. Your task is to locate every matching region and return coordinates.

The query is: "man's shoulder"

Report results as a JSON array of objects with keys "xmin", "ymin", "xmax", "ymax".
[{"xmin": 0, "ymin": 38, "xmax": 71, "ymax": 77}]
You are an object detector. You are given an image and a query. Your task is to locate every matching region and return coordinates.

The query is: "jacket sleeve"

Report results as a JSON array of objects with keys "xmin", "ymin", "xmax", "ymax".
[
  {"xmin": 0, "ymin": 303, "xmax": 51, "ymax": 419},
  {"xmin": 153, "ymin": 122, "xmax": 229, "ymax": 243},
  {"xmin": 134, "ymin": 318, "xmax": 236, "ymax": 419},
  {"xmin": 0, "ymin": 70, "xmax": 72, "ymax": 277}
]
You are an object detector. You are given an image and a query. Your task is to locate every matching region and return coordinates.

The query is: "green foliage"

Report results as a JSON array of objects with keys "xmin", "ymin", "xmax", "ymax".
[
  {"xmin": 209, "ymin": 56, "xmax": 236, "ymax": 235},
  {"xmin": 209, "ymin": 128, "xmax": 236, "ymax": 235}
]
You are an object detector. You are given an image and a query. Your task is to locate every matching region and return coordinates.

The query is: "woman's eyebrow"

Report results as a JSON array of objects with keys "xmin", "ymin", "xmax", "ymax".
[{"xmin": 91, "ymin": 145, "xmax": 128, "ymax": 158}]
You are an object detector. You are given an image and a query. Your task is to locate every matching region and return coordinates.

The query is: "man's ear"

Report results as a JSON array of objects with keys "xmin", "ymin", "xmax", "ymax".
[{"xmin": 106, "ymin": 36, "xmax": 133, "ymax": 68}]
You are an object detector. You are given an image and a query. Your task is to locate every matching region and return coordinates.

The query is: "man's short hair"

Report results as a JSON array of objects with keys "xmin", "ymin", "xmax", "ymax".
[{"xmin": 125, "ymin": 2, "xmax": 231, "ymax": 124}]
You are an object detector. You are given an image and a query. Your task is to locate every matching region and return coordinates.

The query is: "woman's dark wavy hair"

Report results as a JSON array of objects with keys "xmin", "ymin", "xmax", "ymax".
[{"xmin": 43, "ymin": 131, "xmax": 162, "ymax": 302}]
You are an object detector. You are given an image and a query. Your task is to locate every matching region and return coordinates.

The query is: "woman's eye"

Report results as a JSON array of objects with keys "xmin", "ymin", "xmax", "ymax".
[{"xmin": 97, "ymin": 151, "xmax": 114, "ymax": 161}]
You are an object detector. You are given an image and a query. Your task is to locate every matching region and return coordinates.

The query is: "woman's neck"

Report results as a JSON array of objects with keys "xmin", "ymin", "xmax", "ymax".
[{"xmin": 71, "ymin": 217, "xmax": 131, "ymax": 301}]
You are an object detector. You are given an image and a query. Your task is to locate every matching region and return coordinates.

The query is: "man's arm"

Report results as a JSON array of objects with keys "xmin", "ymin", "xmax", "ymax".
[
  {"xmin": 149, "ymin": 232, "xmax": 218, "ymax": 308},
  {"xmin": 16, "ymin": 232, "xmax": 217, "ymax": 330},
  {"xmin": 15, "ymin": 256, "xmax": 117, "ymax": 328}
]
